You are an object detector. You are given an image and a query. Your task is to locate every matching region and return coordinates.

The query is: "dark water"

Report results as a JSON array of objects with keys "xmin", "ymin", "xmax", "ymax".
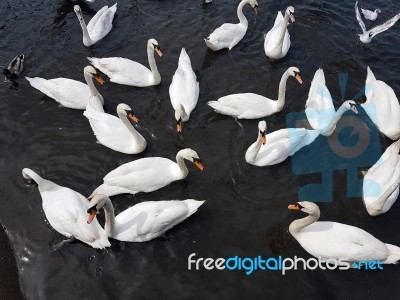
[{"xmin": 1, "ymin": 0, "xmax": 400, "ymax": 299}]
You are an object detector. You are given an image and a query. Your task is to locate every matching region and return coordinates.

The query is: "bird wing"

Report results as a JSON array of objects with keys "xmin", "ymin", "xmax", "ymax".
[{"xmin": 369, "ymin": 12, "xmax": 400, "ymax": 38}]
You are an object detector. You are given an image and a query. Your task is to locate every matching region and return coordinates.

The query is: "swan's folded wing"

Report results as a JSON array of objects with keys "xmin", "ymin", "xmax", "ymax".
[
  {"xmin": 208, "ymin": 23, "xmax": 239, "ymax": 45},
  {"xmin": 369, "ymin": 12, "xmax": 400, "ymax": 38},
  {"xmin": 87, "ymin": 6, "xmax": 109, "ymax": 33},
  {"xmin": 83, "ymin": 110, "xmax": 126, "ymax": 136},
  {"xmin": 355, "ymin": 1, "xmax": 367, "ymax": 33},
  {"xmin": 264, "ymin": 12, "xmax": 284, "ymax": 46}
]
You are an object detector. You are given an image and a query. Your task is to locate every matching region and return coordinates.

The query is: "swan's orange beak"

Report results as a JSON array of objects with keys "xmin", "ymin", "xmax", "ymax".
[
  {"xmin": 155, "ymin": 47, "xmax": 163, "ymax": 57},
  {"xmin": 295, "ymin": 74, "xmax": 303, "ymax": 84},
  {"xmin": 177, "ymin": 120, "xmax": 183, "ymax": 132},
  {"xmin": 94, "ymin": 74, "xmax": 105, "ymax": 85},
  {"xmin": 253, "ymin": 5, "xmax": 258, "ymax": 15},
  {"xmin": 128, "ymin": 113, "xmax": 139, "ymax": 123},
  {"xmin": 261, "ymin": 132, "xmax": 266, "ymax": 145},
  {"xmin": 288, "ymin": 204, "xmax": 300, "ymax": 210},
  {"xmin": 87, "ymin": 209, "xmax": 97, "ymax": 224},
  {"xmin": 194, "ymin": 160, "xmax": 204, "ymax": 171}
]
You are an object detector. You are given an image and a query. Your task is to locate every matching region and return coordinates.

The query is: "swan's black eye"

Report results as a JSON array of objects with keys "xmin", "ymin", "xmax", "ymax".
[
  {"xmin": 296, "ymin": 202, "xmax": 304, "ymax": 209},
  {"xmin": 193, "ymin": 158, "xmax": 201, "ymax": 164},
  {"xmin": 87, "ymin": 206, "xmax": 97, "ymax": 214},
  {"xmin": 176, "ymin": 117, "xmax": 182, "ymax": 124},
  {"xmin": 293, "ymin": 71, "xmax": 300, "ymax": 76}
]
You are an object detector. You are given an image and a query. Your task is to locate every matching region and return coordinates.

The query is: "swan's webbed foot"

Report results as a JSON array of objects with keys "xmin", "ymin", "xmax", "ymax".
[{"xmin": 51, "ymin": 236, "xmax": 75, "ymax": 251}]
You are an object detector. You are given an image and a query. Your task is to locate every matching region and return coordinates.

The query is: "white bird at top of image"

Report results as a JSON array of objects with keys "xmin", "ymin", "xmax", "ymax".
[
  {"xmin": 355, "ymin": 1, "xmax": 400, "ymax": 44},
  {"xmin": 361, "ymin": 6, "xmax": 381, "ymax": 21},
  {"xmin": 204, "ymin": 0, "xmax": 258, "ymax": 51},
  {"xmin": 74, "ymin": 3, "xmax": 117, "ymax": 47}
]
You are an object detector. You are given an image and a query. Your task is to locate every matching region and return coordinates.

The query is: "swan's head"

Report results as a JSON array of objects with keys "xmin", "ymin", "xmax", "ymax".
[
  {"xmin": 288, "ymin": 201, "xmax": 320, "ymax": 216},
  {"xmin": 287, "ymin": 67, "xmax": 303, "ymax": 84},
  {"xmin": 359, "ymin": 33, "xmax": 372, "ymax": 44},
  {"xmin": 286, "ymin": 6, "xmax": 295, "ymax": 22},
  {"xmin": 248, "ymin": 0, "xmax": 258, "ymax": 15},
  {"xmin": 148, "ymin": 39, "xmax": 163, "ymax": 57},
  {"xmin": 87, "ymin": 194, "xmax": 109, "ymax": 224},
  {"xmin": 342, "ymin": 100, "xmax": 358, "ymax": 114},
  {"xmin": 84, "ymin": 65, "xmax": 105, "ymax": 85},
  {"xmin": 117, "ymin": 103, "xmax": 139, "ymax": 123},
  {"xmin": 258, "ymin": 121, "xmax": 267, "ymax": 145},
  {"xmin": 375, "ymin": 9, "xmax": 381, "ymax": 14},
  {"xmin": 22, "ymin": 168, "xmax": 34, "ymax": 181},
  {"xmin": 175, "ymin": 104, "xmax": 187, "ymax": 132},
  {"xmin": 178, "ymin": 148, "xmax": 204, "ymax": 171},
  {"xmin": 73, "ymin": 5, "xmax": 83, "ymax": 20}
]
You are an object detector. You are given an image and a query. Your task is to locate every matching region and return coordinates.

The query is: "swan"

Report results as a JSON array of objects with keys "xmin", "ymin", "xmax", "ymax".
[
  {"xmin": 74, "ymin": 3, "xmax": 117, "ymax": 47},
  {"xmin": 264, "ymin": 6, "xmax": 295, "ymax": 60},
  {"xmin": 88, "ymin": 39, "xmax": 163, "ymax": 87},
  {"xmin": 305, "ymin": 69, "xmax": 359, "ymax": 136},
  {"xmin": 362, "ymin": 140, "xmax": 400, "ymax": 216},
  {"xmin": 361, "ymin": 7, "xmax": 381, "ymax": 21},
  {"xmin": 87, "ymin": 194, "xmax": 205, "ymax": 242},
  {"xmin": 355, "ymin": 1, "xmax": 400, "ymax": 44},
  {"xmin": 169, "ymin": 48, "xmax": 199, "ymax": 132},
  {"xmin": 26, "ymin": 66, "xmax": 105, "ymax": 110},
  {"xmin": 83, "ymin": 103, "xmax": 147, "ymax": 154},
  {"xmin": 3, "ymin": 54, "xmax": 24, "ymax": 80},
  {"xmin": 288, "ymin": 201, "xmax": 400, "ymax": 265},
  {"xmin": 207, "ymin": 67, "xmax": 302, "ymax": 119},
  {"xmin": 246, "ymin": 102, "xmax": 358, "ymax": 166},
  {"xmin": 204, "ymin": 0, "xmax": 258, "ymax": 51},
  {"xmin": 89, "ymin": 148, "xmax": 204, "ymax": 198},
  {"xmin": 360, "ymin": 67, "xmax": 400, "ymax": 140},
  {"xmin": 21, "ymin": 168, "xmax": 110, "ymax": 249}
]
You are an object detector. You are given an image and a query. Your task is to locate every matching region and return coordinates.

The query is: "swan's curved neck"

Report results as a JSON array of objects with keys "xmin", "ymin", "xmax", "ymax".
[
  {"xmin": 101, "ymin": 198, "xmax": 116, "ymax": 237},
  {"xmin": 275, "ymin": 12, "xmax": 290, "ymax": 51},
  {"xmin": 23, "ymin": 169, "xmax": 57, "ymax": 192},
  {"xmin": 276, "ymin": 71, "xmax": 290, "ymax": 111},
  {"xmin": 245, "ymin": 134, "xmax": 263, "ymax": 163},
  {"xmin": 237, "ymin": 0, "xmax": 249, "ymax": 27},
  {"xmin": 117, "ymin": 111, "xmax": 146, "ymax": 147},
  {"xmin": 147, "ymin": 45, "xmax": 161, "ymax": 84},
  {"xmin": 84, "ymin": 72, "xmax": 99, "ymax": 97},
  {"xmin": 77, "ymin": 14, "xmax": 93, "ymax": 47},
  {"xmin": 289, "ymin": 211, "xmax": 320, "ymax": 235},
  {"xmin": 320, "ymin": 104, "xmax": 348, "ymax": 136},
  {"xmin": 369, "ymin": 176, "xmax": 400, "ymax": 215},
  {"xmin": 176, "ymin": 153, "xmax": 189, "ymax": 178}
]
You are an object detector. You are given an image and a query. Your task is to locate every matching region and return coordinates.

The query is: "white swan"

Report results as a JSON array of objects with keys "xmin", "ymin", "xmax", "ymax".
[
  {"xmin": 361, "ymin": 7, "xmax": 381, "ymax": 21},
  {"xmin": 288, "ymin": 201, "xmax": 400, "ymax": 265},
  {"xmin": 204, "ymin": 0, "xmax": 258, "ymax": 51},
  {"xmin": 207, "ymin": 67, "xmax": 302, "ymax": 119},
  {"xmin": 3, "ymin": 54, "xmax": 24, "ymax": 80},
  {"xmin": 360, "ymin": 66, "xmax": 400, "ymax": 140},
  {"xmin": 87, "ymin": 194, "xmax": 205, "ymax": 242},
  {"xmin": 74, "ymin": 3, "xmax": 117, "ymax": 47},
  {"xmin": 305, "ymin": 69, "xmax": 359, "ymax": 136},
  {"xmin": 245, "ymin": 121, "xmax": 320, "ymax": 166},
  {"xmin": 355, "ymin": 1, "xmax": 400, "ymax": 44},
  {"xmin": 22, "ymin": 168, "xmax": 110, "ymax": 249},
  {"xmin": 363, "ymin": 140, "xmax": 400, "ymax": 216},
  {"xmin": 169, "ymin": 48, "xmax": 199, "ymax": 132},
  {"xmin": 89, "ymin": 148, "xmax": 204, "ymax": 198},
  {"xmin": 26, "ymin": 66, "xmax": 105, "ymax": 110},
  {"xmin": 83, "ymin": 103, "xmax": 147, "ymax": 154},
  {"xmin": 264, "ymin": 6, "xmax": 294, "ymax": 60},
  {"xmin": 88, "ymin": 39, "xmax": 163, "ymax": 87},
  {"xmin": 246, "ymin": 102, "xmax": 358, "ymax": 166}
]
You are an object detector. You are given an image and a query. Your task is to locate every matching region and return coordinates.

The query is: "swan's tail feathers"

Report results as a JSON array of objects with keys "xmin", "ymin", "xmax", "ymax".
[
  {"xmin": 314, "ymin": 68, "xmax": 325, "ymax": 84},
  {"xmin": 179, "ymin": 48, "xmax": 191, "ymax": 66},
  {"xmin": 26, "ymin": 77, "xmax": 53, "ymax": 98},
  {"xmin": 184, "ymin": 200, "xmax": 205, "ymax": 217},
  {"xmin": 384, "ymin": 244, "xmax": 400, "ymax": 264},
  {"xmin": 110, "ymin": 3, "xmax": 117, "ymax": 13},
  {"xmin": 207, "ymin": 101, "xmax": 237, "ymax": 117},
  {"xmin": 366, "ymin": 66, "xmax": 376, "ymax": 82},
  {"xmin": 89, "ymin": 184, "xmax": 137, "ymax": 199}
]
